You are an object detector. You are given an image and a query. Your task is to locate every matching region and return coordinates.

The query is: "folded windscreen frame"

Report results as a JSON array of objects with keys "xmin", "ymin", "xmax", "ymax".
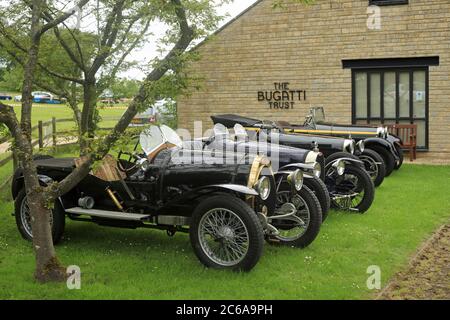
[{"xmin": 211, "ymin": 114, "xmax": 261, "ymax": 128}]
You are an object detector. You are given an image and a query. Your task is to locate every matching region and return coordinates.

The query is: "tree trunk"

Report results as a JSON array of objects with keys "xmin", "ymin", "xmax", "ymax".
[
  {"xmin": 80, "ymin": 79, "xmax": 98, "ymax": 154},
  {"xmin": 22, "ymin": 156, "xmax": 65, "ymax": 281},
  {"xmin": 19, "ymin": 0, "xmax": 65, "ymax": 282}
]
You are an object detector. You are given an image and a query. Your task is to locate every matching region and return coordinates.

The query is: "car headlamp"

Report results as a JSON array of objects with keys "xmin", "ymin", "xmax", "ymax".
[
  {"xmin": 357, "ymin": 140, "xmax": 365, "ymax": 153},
  {"xmin": 343, "ymin": 140, "xmax": 355, "ymax": 154},
  {"xmin": 332, "ymin": 160, "xmax": 346, "ymax": 176},
  {"xmin": 377, "ymin": 127, "xmax": 388, "ymax": 138},
  {"xmin": 255, "ymin": 176, "xmax": 271, "ymax": 201},
  {"xmin": 288, "ymin": 169, "xmax": 304, "ymax": 191},
  {"xmin": 313, "ymin": 162, "xmax": 322, "ymax": 178}
]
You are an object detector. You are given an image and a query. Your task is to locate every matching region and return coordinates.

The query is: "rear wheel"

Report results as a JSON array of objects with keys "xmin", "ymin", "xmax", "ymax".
[
  {"xmin": 304, "ymin": 176, "xmax": 330, "ymax": 221},
  {"xmin": 15, "ymin": 189, "xmax": 65, "ymax": 244},
  {"xmin": 367, "ymin": 146, "xmax": 395, "ymax": 177},
  {"xmin": 269, "ymin": 184, "xmax": 322, "ymax": 248},
  {"xmin": 358, "ymin": 149, "xmax": 386, "ymax": 187},
  {"xmin": 190, "ymin": 195, "xmax": 264, "ymax": 272},
  {"xmin": 326, "ymin": 165, "xmax": 375, "ymax": 213}
]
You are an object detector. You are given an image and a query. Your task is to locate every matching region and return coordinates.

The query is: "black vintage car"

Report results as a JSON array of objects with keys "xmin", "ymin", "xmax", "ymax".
[
  {"xmin": 205, "ymin": 122, "xmax": 375, "ymax": 214},
  {"xmin": 187, "ymin": 123, "xmax": 331, "ymax": 220},
  {"xmin": 284, "ymin": 107, "xmax": 403, "ymax": 175},
  {"xmin": 12, "ymin": 125, "xmax": 322, "ymax": 272}
]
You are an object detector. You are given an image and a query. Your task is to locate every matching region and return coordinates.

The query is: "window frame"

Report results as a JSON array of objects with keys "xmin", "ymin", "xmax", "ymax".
[
  {"xmin": 351, "ymin": 67, "xmax": 429, "ymax": 150},
  {"xmin": 369, "ymin": 0, "xmax": 409, "ymax": 6}
]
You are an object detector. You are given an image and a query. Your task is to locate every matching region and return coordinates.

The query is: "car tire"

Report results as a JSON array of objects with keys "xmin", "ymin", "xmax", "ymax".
[
  {"xmin": 358, "ymin": 149, "xmax": 386, "ymax": 187},
  {"xmin": 190, "ymin": 195, "xmax": 264, "ymax": 272},
  {"xmin": 269, "ymin": 185, "xmax": 322, "ymax": 248},
  {"xmin": 367, "ymin": 146, "xmax": 395, "ymax": 177},
  {"xmin": 304, "ymin": 176, "xmax": 330, "ymax": 221},
  {"xmin": 15, "ymin": 189, "xmax": 65, "ymax": 244},
  {"xmin": 329, "ymin": 165, "xmax": 375, "ymax": 213},
  {"xmin": 394, "ymin": 145, "xmax": 404, "ymax": 170}
]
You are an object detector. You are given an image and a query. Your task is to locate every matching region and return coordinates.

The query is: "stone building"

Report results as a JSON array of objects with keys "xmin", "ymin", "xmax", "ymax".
[{"xmin": 178, "ymin": 0, "xmax": 450, "ymax": 161}]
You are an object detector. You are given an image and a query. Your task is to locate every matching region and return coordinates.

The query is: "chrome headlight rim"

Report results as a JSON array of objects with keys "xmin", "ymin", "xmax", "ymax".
[
  {"xmin": 288, "ymin": 169, "xmax": 304, "ymax": 191},
  {"xmin": 313, "ymin": 162, "xmax": 322, "ymax": 178},
  {"xmin": 255, "ymin": 176, "xmax": 271, "ymax": 201},
  {"xmin": 332, "ymin": 160, "xmax": 346, "ymax": 176},
  {"xmin": 138, "ymin": 158, "xmax": 150, "ymax": 171},
  {"xmin": 377, "ymin": 127, "xmax": 388, "ymax": 139},
  {"xmin": 357, "ymin": 140, "xmax": 365, "ymax": 153}
]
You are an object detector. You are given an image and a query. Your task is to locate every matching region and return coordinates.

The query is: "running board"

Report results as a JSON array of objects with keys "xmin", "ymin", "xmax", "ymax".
[{"xmin": 65, "ymin": 207, "xmax": 150, "ymax": 221}]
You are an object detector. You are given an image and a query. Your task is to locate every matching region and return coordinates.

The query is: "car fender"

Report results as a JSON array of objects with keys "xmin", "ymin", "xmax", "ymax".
[
  {"xmin": 364, "ymin": 137, "xmax": 400, "ymax": 160},
  {"xmin": 11, "ymin": 173, "xmax": 65, "ymax": 209},
  {"xmin": 197, "ymin": 184, "xmax": 258, "ymax": 196},
  {"xmin": 325, "ymin": 157, "xmax": 364, "ymax": 170},
  {"xmin": 279, "ymin": 163, "xmax": 314, "ymax": 172}
]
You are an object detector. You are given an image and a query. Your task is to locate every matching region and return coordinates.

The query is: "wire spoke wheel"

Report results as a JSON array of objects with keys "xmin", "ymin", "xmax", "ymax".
[
  {"xmin": 20, "ymin": 196, "xmax": 53, "ymax": 239},
  {"xmin": 327, "ymin": 168, "xmax": 365, "ymax": 210},
  {"xmin": 198, "ymin": 208, "xmax": 250, "ymax": 267},
  {"xmin": 359, "ymin": 155, "xmax": 379, "ymax": 182},
  {"xmin": 273, "ymin": 192, "xmax": 310, "ymax": 241}
]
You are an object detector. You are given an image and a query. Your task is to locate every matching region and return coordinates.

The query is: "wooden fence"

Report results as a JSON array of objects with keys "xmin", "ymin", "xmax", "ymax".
[{"xmin": 0, "ymin": 116, "xmax": 120, "ymax": 169}]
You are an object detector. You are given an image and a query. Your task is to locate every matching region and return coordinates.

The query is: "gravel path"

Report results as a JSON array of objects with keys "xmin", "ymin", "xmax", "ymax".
[{"xmin": 378, "ymin": 224, "xmax": 450, "ymax": 300}]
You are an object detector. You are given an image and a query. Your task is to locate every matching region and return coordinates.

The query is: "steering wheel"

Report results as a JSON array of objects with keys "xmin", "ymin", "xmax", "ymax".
[{"xmin": 117, "ymin": 151, "xmax": 140, "ymax": 173}]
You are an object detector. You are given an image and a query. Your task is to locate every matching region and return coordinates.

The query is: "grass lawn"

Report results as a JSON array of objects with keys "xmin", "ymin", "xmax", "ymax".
[{"xmin": 0, "ymin": 163, "xmax": 449, "ymax": 299}]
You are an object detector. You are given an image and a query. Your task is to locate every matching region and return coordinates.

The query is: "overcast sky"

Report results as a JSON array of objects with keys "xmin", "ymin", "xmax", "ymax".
[{"xmin": 124, "ymin": 0, "xmax": 259, "ymax": 79}]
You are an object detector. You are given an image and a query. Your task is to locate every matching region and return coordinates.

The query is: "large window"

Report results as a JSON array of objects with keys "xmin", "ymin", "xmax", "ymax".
[{"xmin": 352, "ymin": 68, "xmax": 429, "ymax": 149}]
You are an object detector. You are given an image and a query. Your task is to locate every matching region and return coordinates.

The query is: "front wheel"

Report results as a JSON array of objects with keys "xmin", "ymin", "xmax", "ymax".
[
  {"xmin": 190, "ymin": 195, "xmax": 264, "ymax": 272},
  {"xmin": 358, "ymin": 149, "xmax": 386, "ymax": 187},
  {"xmin": 326, "ymin": 165, "xmax": 375, "ymax": 213},
  {"xmin": 14, "ymin": 189, "xmax": 65, "ymax": 244},
  {"xmin": 269, "ymin": 185, "xmax": 322, "ymax": 248}
]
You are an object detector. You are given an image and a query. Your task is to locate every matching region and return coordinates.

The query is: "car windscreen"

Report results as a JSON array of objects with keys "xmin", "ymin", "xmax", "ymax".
[{"xmin": 140, "ymin": 126, "xmax": 164, "ymax": 155}]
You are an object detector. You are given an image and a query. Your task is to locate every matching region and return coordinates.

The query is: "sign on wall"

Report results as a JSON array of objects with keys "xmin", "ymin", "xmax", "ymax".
[{"xmin": 257, "ymin": 82, "xmax": 307, "ymax": 110}]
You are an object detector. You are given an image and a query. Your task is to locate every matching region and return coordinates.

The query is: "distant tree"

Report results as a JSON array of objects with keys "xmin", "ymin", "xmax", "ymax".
[
  {"xmin": 110, "ymin": 78, "xmax": 141, "ymax": 100},
  {"xmin": 158, "ymin": 99, "xmax": 178, "ymax": 129}
]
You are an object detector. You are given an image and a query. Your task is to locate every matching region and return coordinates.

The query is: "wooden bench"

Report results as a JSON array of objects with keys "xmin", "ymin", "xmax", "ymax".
[{"xmin": 387, "ymin": 124, "xmax": 417, "ymax": 162}]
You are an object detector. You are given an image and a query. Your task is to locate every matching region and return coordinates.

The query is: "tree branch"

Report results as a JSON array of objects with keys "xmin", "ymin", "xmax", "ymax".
[
  {"xmin": 88, "ymin": 0, "xmax": 126, "ymax": 77},
  {"xmin": 38, "ymin": 0, "xmax": 90, "ymax": 36},
  {"xmin": 98, "ymin": 19, "xmax": 151, "ymax": 90}
]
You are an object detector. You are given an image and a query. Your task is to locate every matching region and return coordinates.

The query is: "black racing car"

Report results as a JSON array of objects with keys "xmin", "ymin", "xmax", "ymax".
[{"xmin": 12, "ymin": 125, "xmax": 322, "ymax": 272}]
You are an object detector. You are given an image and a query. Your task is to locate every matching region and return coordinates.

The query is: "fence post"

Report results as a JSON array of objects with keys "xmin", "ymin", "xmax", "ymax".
[
  {"xmin": 38, "ymin": 120, "xmax": 43, "ymax": 150},
  {"xmin": 52, "ymin": 117, "xmax": 57, "ymax": 147}
]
